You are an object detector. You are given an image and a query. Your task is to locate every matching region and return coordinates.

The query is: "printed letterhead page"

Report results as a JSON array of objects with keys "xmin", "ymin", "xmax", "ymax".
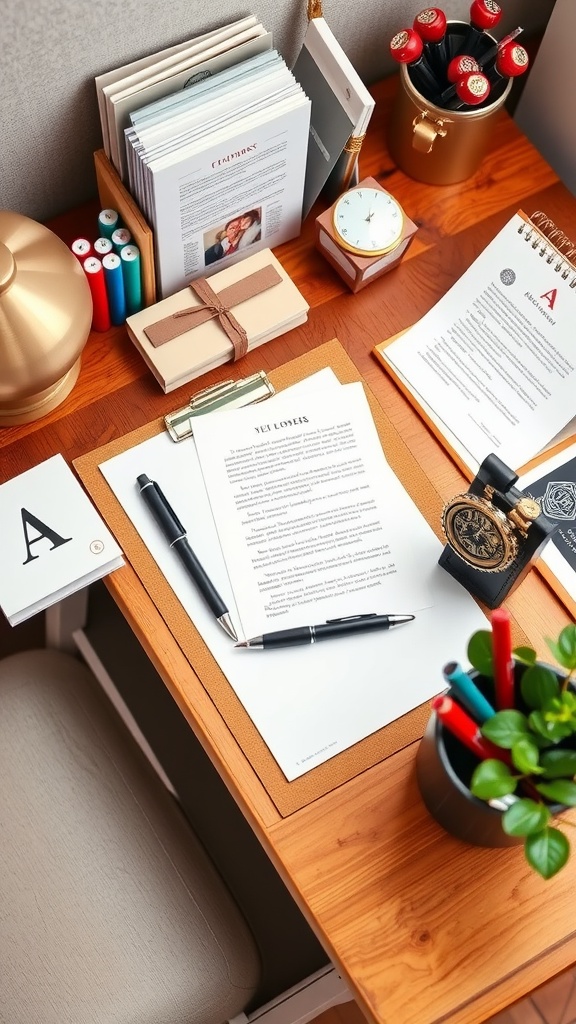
[{"xmin": 383, "ymin": 213, "xmax": 576, "ymax": 473}]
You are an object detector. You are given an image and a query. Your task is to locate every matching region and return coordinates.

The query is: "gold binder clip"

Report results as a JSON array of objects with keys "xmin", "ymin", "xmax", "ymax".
[{"xmin": 164, "ymin": 371, "xmax": 276, "ymax": 442}]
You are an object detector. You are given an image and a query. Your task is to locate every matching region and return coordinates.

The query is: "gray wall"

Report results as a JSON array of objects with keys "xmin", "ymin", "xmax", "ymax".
[{"xmin": 1, "ymin": 0, "xmax": 555, "ymax": 223}]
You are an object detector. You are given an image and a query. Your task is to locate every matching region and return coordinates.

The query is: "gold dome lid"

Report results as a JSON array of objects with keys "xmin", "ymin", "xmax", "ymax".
[{"xmin": 0, "ymin": 210, "xmax": 93, "ymax": 425}]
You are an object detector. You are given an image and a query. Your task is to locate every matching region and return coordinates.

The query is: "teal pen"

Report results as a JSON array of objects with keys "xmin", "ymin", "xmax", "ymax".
[
  {"xmin": 102, "ymin": 252, "xmax": 127, "ymax": 325},
  {"xmin": 98, "ymin": 208, "xmax": 119, "ymax": 239},
  {"xmin": 120, "ymin": 244, "xmax": 143, "ymax": 314},
  {"xmin": 442, "ymin": 661, "xmax": 496, "ymax": 723},
  {"xmin": 112, "ymin": 227, "xmax": 132, "ymax": 255}
]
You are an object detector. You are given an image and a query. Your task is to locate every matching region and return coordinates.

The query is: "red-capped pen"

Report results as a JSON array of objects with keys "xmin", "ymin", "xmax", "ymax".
[
  {"xmin": 437, "ymin": 55, "xmax": 480, "ymax": 105},
  {"xmin": 432, "ymin": 695, "xmax": 507, "ymax": 761},
  {"xmin": 447, "ymin": 70, "xmax": 491, "ymax": 110},
  {"xmin": 491, "ymin": 608, "xmax": 515, "ymax": 710},
  {"xmin": 447, "ymin": 54, "xmax": 480, "ymax": 82},
  {"xmin": 390, "ymin": 28, "xmax": 440, "ymax": 99},
  {"xmin": 489, "ymin": 42, "xmax": 529, "ymax": 87},
  {"xmin": 413, "ymin": 8, "xmax": 448, "ymax": 81},
  {"xmin": 480, "ymin": 26, "xmax": 523, "ymax": 70},
  {"xmin": 458, "ymin": 0, "xmax": 502, "ymax": 60}
]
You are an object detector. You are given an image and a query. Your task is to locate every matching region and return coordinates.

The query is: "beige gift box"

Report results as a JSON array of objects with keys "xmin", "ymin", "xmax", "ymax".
[{"xmin": 125, "ymin": 248, "xmax": 309, "ymax": 393}]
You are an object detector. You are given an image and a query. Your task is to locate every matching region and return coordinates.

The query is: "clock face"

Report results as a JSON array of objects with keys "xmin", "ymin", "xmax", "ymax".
[
  {"xmin": 332, "ymin": 188, "xmax": 404, "ymax": 257},
  {"xmin": 442, "ymin": 495, "xmax": 517, "ymax": 572}
]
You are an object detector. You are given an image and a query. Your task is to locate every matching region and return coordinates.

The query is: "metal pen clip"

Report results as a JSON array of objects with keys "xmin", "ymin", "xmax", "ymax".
[
  {"xmin": 325, "ymin": 614, "xmax": 378, "ymax": 624},
  {"xmin": 164, "ymin": 371, "xmax": 275, "ymax": 442}
]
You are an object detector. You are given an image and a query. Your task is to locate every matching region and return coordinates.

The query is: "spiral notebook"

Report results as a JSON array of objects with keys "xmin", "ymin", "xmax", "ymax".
[
  {"xmin": 373, "ymin": 209, "xmax": 576, "ymax": 480},
  {"xmin": 373, "ymin": 208, "xmax": 576, "ymax": 617}
]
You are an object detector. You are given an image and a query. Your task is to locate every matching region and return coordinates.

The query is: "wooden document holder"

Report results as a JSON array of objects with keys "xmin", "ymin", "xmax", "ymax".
[{"xmin": 93, "ymin": 149, "xmax": 156, "ymax": 308}]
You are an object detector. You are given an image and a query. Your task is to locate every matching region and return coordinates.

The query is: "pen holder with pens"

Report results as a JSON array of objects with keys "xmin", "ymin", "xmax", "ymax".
[
  {"xmin": 387, "ymin": 22, "xmax": 513, "ymax": 185},
  {"xmin": 416, "ymin": 668, "xmax": 522, "ymax": 847},
  {"xmin": 416, "ymin": 662, "xmax": 571, "ymax": 851}
]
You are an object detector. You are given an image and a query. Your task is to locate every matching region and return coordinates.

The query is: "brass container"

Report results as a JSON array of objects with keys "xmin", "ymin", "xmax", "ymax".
[
  {"xmin": 388, "ymin": 27, "xmax": 513, "ymax": 185},
  {"xmin": 0, "ymin": 211, "xmax": 93, "ymax": 425}
]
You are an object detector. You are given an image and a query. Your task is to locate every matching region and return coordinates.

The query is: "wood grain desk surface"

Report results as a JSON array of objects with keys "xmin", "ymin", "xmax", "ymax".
[{"xmin": 3, "ymin": 77, "xmax": 576, "ymax": 1024}]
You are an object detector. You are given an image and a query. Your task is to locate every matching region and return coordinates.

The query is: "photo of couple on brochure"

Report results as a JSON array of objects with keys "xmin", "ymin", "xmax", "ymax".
[{"xmin": 203, "ymin": 208, "xmax": 262, "ymax": 266}]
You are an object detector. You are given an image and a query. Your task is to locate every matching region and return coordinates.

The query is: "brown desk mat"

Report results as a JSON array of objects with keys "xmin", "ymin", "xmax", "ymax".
[{"xmin": 74, "ymin": 338, "xmax": 528, "ymax": 816}]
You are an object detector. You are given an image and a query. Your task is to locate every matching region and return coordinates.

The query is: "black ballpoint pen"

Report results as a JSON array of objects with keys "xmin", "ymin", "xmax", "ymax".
[
  {"xmin": 235, "ymin": 613, "xmax": 415, "ymax": 649},
  {"xmin": 136, "ymin": 474, "xmax": 238, "ymax": 641}
]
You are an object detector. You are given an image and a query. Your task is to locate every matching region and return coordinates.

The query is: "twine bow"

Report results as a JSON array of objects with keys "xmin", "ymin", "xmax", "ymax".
[{"xmin": 143, "ymin": 264, "xmax": 282, "ymax": 361}]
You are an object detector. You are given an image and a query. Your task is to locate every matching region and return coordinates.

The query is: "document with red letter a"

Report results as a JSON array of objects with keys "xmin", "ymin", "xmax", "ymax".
[{"xmin": 374, "ymin": 211, "xmax": 576, "ymax": 477}]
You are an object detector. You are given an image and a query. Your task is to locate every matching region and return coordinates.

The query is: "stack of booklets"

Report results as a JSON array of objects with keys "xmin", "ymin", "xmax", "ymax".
[
  {"xmin": 123, "ymin": 48, "xmax": 310, "ymax": 299},
  {"xmin": 0, "ymin": 455, "xmax": 123, "ymax": 626},
  {"xmin": 95, "ymin": 16, "xmax": 273, "ymax": 183},
  {"xmin": 125, "ymin": 248, "xmax": 309, "ymax": 392}
]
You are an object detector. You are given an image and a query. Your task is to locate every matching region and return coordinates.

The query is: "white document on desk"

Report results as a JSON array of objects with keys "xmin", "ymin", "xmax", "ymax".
[
  {"xmin": 380, "ymin": 212, "xmax": 576, "ymax": 475},
  {"xmin": 99, "ymin": 370, "xmax": 486, "ymax": 781},
  {"xmin": 192, "ymin": 382, "xmax": 439, "ymax": 636}
]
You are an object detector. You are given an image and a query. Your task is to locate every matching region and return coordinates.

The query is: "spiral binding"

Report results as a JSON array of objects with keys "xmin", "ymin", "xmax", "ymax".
[{"xmin": 517, "ymin": 211, "xmax": 576, "ymax": 288}]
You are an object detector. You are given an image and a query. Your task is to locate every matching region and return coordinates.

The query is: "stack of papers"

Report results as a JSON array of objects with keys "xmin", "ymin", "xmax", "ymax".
[
  {"xmin": 95, "ymin": 16, "xmax": 273, "ymax": 182},
  {"xmin": 124, "ymin": 48, "xmax": 311, "ymax": 298},
  {"xmin": 98, "ymin": 370, "xmax": 486, "ymax": 782}
]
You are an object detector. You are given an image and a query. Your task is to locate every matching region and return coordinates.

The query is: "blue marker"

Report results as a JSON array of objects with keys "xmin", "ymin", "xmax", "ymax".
[
  {"xmin": 102, "ymin": 252, "xmax": 126, "ymax": 325},
  {"xmin": 442, "ymin": 661, "xmax": 496, "ymax": 723}
]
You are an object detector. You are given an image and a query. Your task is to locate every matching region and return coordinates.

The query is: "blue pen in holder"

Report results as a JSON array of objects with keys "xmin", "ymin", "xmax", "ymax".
[{"xmin": 102, "ymin": 252, "xmax": 127, "ymax": 326}]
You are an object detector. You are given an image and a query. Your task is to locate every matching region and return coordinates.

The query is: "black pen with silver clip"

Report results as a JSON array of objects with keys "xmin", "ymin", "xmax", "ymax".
[
  {"xmin": 136, "ymin": 474, "xmax": 237, "ymax": 641},
  {"xmin": 235, "ymin": 613, "xmax": 415, "ymax": 650}
]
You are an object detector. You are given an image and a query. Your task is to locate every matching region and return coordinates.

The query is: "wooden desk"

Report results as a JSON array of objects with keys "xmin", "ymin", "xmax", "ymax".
[{"xmin": 3, "ymin": 77, "xmax": 576, "ymax": 1024}]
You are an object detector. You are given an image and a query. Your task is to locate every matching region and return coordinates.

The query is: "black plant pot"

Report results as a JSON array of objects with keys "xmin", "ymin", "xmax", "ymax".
[{"xmin": 416, "ymin": 665, "xmax": 569, "ymax": 848}]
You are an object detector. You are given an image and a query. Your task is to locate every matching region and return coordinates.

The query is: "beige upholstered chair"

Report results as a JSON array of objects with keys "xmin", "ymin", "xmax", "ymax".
[{"xmin": 0, "ymin": 648, "xmax": 261, "ymax": 1024}]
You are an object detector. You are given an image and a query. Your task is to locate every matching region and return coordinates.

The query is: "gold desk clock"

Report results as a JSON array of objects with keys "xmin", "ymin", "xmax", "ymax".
[
  {"xmin": 439, "ymin": 454, "xmax": 557, "ymax": 608},
  {"xmin": 314, "ymin": 176, "xmax": 418, "ymax": 292}
]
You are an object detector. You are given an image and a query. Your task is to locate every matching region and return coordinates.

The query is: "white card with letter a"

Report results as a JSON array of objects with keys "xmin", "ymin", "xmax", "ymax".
[{"xmin": 0, "ymin": 454, "xmax": 124, "ymax": 625}]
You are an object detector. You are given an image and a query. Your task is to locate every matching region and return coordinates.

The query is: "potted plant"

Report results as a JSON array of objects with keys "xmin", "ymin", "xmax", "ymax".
[{"xmin": 467, "ymin": 622, "xmax": 576, "ymax": 879}]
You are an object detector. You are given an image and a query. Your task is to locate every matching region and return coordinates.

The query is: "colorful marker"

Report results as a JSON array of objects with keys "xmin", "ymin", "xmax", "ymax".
[
  {"xmin": 491, "ymin": 608, "xmax": 515, "ymax": 709},
  {"xmin": 93, "ymin": 236, "xmax": 114, "ymax": 258},
  {"xmin": 443, "ymin": 661, "xmax": 496, "ymax": 723},
  {"xmin": 120, "ymin": 244, "xmax": 143, "ymax": 315},
  {"xmin": 111, "ymin": 227, "xmax": 132, "ymax": 254},
  {"xmin": 98, "ymin": 208, "xmax": 119, "ymax": 239},
  {"xmin": 70, "ymin": 237, "xmax": 93, "ymax": 263},
  {"xmin": 83, "ymin": 256, "xmax": 110, "ymax": 332},
  {"xmin": 432, "ymin": 695, "xmax": 507, "ymax": 761},
  {"xmin": 102, "ymin": 252, "xmax": 127, "ymax": 326}
]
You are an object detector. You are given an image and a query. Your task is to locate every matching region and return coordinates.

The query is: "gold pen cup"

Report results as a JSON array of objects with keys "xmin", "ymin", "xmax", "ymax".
[{"xmin": 387, "ymin": 23, "xmax": 513, "ymax": 185}]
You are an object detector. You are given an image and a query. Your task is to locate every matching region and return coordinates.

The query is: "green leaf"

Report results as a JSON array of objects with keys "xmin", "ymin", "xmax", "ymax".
[
  {"xmin": 482, "ymin": 710, "xmax": 530, "ymax": 749},
  {"xmin": 535, "ymin": 779, "xmax": 576, "ymax": 806},
  {"xmin": 502, "ymin": 798, "xmax": 550, "ymax": 836},
  {"xmin": 525, "ymin": 827, "xmax": 570, "ymax": 879},
  {"xmin": 511, "ymin": 737, "xmax": 543, "ymax": 775},
  {"xmin": 547, "ymin": 625, "xmax": 576, "ymax": 671},
  {"xmin": 540, "ymin": 749, "xmax": 576, "ymax": 779},
  {"xmin": 470, "ymin": 759, "xmax": 517, "ymax": 800},
  {"xmin": 513, "ymin": 646, "xmax": 537, "ymax": 666},
  {"xmin": 467, "ymin": 630, "xmax": 493, "ymax": 678},
  {"xmin": 529, "ymin": 710, "xmax": 573, "ymax": 743},
  {"xmin": 520, "ymin": 665, "xmax": 560, "ymax": 710}
]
